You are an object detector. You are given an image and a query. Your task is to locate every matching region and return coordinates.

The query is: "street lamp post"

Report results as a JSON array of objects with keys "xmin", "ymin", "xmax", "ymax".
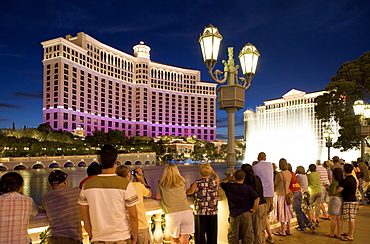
[
  {"xmin": 199, "ymin": 25, "xmax": 260, "ymax": 176},
  {"xmin": 323, "ymin": 129, "xmax": 334, "ymax": 160},
  {"xmin": 353, "ymin": 100, "xmax": 370, "ymax": 159}
]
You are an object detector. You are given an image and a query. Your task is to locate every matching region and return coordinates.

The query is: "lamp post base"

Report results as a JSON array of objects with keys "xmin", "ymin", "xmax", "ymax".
[{"xmin": 224, "ymin": 152, "xmax": 236, "ymax": 178}]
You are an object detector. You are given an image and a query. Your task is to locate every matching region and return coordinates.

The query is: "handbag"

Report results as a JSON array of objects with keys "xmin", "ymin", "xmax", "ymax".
[
  {"xmin": 283, "ymin": 172, "xmax": 293, "ymax": 205},
  {"xmin": 285, "ymin": 192, "xmax": 293, "ymax": 205}
]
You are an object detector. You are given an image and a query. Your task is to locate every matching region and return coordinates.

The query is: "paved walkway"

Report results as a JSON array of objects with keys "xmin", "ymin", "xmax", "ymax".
[{"xmin": 270, "ymin": 204, "xmax": 370, "ymax": 243}]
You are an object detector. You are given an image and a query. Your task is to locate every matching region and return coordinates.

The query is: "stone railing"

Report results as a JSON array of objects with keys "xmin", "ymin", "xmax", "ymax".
[
  {"xmin": 28, "ymin": 198, "xmax": 194, "ymax": 244},
  {"xmin": 28, "ymin": 194, "xmax": 287, "ymax": 244}
]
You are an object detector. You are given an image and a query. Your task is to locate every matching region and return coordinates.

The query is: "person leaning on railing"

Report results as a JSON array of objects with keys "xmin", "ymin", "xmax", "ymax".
[
  {"xmin": 0, "ymin": 172, "xmax": 39, "ymax": 244},
  {"xmin": 186, "ymin": 164, "xmax": 219, "ymax": 244},
  {"xmin": 155, "ymin": 164, "xmax": 194, "ymax": 244}
]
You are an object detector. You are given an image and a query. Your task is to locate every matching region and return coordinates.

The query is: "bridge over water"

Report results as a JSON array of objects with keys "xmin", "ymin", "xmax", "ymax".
[{"xmin": 0, "ymin": 152, "xmax": 157, "ymax": 171}]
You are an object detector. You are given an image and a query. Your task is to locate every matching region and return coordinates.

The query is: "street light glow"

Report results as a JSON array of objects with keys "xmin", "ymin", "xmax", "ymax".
[
  {"xmin": 199, "ymin": 25, "xmax": 223, "ymax": 66},
  {"xmin": 238, "ymin": 43, "xmax": 260, "ymax": 77}
]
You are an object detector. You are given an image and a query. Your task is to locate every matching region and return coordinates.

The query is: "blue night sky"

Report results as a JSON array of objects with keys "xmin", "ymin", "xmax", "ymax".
[{"xmin": 0, "ymin": 0, "xmax": 369, "ymax": 140}]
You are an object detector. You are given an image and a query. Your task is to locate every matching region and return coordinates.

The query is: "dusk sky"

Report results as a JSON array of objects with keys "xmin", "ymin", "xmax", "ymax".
[{"xmin": 0, "ymin": 0, "xmax": 369, "ymax": 140}]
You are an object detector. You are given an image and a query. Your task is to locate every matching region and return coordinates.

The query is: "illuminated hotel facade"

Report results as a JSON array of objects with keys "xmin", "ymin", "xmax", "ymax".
[
  {"xmin": 243, "ymin": 89, "xmax": 358, "ymax": 165},
  {"xmin": 244, "ymin": 89, "xmax": 327, "ymax": 142},
  {"xmin": 41, "ymin": 32, "xmax": 217, "ymax": 141}
]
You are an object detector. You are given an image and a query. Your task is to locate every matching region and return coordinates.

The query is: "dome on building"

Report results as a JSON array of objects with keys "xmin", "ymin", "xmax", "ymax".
[{"xmin": 133, "ymin": 41, "xmax": 151, "ymax": 59}]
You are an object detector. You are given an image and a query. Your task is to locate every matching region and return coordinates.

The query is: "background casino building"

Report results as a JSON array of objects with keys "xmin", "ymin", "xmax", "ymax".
[{"xmin": 41, "ymin": 32, "xmax": 217, "ymax": 141}]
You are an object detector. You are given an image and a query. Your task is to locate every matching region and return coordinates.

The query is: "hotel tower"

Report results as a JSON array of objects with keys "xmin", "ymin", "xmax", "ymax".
[{"xmin": 41, "ymin": 32, "xmax": 217, "ymax": 141}]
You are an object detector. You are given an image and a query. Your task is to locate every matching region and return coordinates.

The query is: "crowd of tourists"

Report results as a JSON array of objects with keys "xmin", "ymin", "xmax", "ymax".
[{"xmin": 0, "ymin": 146, "xmax": 369, "ymax": 244}]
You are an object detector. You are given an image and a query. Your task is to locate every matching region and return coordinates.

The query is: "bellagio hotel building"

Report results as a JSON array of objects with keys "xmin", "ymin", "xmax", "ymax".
[{"xmin": 41, "ymin": 32, "xmax": 217, "ymax": 141}]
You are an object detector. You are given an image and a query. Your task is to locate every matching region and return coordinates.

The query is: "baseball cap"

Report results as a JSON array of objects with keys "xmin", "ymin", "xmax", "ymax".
[{"xmin": 48, "ymin": 170, "xmax": 68, "ymax": 186}]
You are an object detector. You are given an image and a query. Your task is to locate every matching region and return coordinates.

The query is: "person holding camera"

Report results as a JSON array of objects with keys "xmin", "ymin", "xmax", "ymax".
[{"xmin": 116, "ymin": 166, "xmax": 152, "ymax": 244}]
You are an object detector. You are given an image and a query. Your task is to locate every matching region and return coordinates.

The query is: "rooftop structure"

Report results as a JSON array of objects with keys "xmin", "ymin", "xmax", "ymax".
[{"xmin": 41, "ymin": 32, "xmax": 217, "ymax": 141}]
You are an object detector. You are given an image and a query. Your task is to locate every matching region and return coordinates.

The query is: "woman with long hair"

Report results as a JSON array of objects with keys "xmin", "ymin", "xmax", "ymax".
[
  {"xmin": 272, "ymin": 158, "xmax": 294, "ymax": 236},
  {"xmin": 0, "ymin": 172, "xmax": 39, "ymax": 244},
  {"xmin": 155, "ymin": 164, "xmax": 194, "ymax": 244},
  {"xmin": 324, "ymin": 168, "xmax": 344, "ymax": 239}
]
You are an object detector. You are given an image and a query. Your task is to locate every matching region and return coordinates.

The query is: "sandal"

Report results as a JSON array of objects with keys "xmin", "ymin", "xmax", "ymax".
[
  {"xmin": 341, "ymin": 236, "xmax": 354, "ymax": 241},
  {"xmin": 295, "ymin": 227, "xmax": 306, "ymax": 232},
  {"xmin": 273, "ymin": 232, "xmax": 286, "ymax": 236},
  {"xmin": 286, "ymin": 232, "xmax": 292, "ymax": 235},
  {"xmin": 324, "ymin": 234, "xmax": 336, "ymax": 238},
  {"xmin": 319, "ymin": 217, "xmax": 330, "ymax": 220}
]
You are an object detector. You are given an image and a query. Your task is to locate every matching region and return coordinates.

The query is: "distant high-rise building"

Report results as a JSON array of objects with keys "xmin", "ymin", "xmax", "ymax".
[
  {"xmin": 243, "ymin": 89, "xmax": 358, "ymax": 166},
  {"xmin": 41, "ymin": 32, "xmax": 217, "ymax": 141}
]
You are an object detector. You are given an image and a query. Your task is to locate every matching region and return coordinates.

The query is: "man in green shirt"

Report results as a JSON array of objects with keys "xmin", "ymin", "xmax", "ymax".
[{"xmin": 307, "ymin": 164, "xmax": 322, "ymax": 226}]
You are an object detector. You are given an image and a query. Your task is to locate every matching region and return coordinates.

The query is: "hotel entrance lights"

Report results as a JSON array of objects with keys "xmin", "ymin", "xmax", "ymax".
[
  {"xmin": 199, "ymin": 24, "xmax": 260, "ymax": 175},
  {"xmin": 353, "ymin": 100, "xmax": 370, "ymax": 159},
  {"xmin": 323, "ymin": 129, "xmax": 334, "ymax": 160}
]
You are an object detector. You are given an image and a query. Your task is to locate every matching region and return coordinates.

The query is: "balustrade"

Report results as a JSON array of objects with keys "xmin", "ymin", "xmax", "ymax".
[
  {"xmin": 28, "ymin": 198, "xmax": 194, "ymax": 244},
  {"xmin": 28, "ymin": 195, "xmax": 286, "ymax": 244}
]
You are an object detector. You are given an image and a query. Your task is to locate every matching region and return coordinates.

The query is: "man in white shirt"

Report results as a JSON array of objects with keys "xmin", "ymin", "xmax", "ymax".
[
  {"xmin": 79, "ymin": 145, "xmax": 139, "ymax": 244},
  {"xmin": 253, "ymin": 152, "xmax": 274, "ymax": 243}
]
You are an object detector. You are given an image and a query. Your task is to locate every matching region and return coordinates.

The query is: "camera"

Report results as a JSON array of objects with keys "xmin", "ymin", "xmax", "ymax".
[{"xmin": 131, "ymin": 169, "xmax": 144, "ymax": 176}]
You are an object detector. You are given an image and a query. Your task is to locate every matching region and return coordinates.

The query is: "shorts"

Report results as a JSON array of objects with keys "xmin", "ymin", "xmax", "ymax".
[
  {"xmin": 265, "ymin": 197, "xmax": 274, "ymax": 213},
  {"xmin": 320, "ymin": 185, "xmax": 329, "ymax": 203},
  {"xmin": 47, "ymin": 237, "xmax": 82, "ymax": 244},
  {"xmin": 342, "ymin": 202, "xmax": 358, "ymax": 222},
  {"xmin": 138, "ymin": 228, "xmax": 152, "ymax": 244},
  {"xmin": 165, "ymin": 209, "xmax": 194, "ymax": 238},
  {"xmin": 92, "ymin": 240, "xmax": 130, "ymax": 244}
]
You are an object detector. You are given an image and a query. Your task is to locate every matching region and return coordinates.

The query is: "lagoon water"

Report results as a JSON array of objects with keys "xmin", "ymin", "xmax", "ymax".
[{"xmin": 0, "ymin": 163, "xmax": 229, "ymax": 205}]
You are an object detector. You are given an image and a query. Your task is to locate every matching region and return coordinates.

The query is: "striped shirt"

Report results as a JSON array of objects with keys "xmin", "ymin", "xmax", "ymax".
[
  {"xmin": 41, "ymin": 186, "xmax": 82, "ymax": 241},
  {"xmin": 0, "ymin": 192, "xmax": 38, "ymax": 244},
  {"xmin": 78, "ymin": 174, "xmax": 139, "ymax": 242},
  {"xmin": 316, "ymin": 165, "xmax": 330, "ymax": 185}
]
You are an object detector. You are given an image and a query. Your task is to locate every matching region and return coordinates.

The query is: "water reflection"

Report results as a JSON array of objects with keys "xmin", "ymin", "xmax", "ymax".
[{"xmin": 0, "ymin": 163, "xmax": 229, "ymax": 205}]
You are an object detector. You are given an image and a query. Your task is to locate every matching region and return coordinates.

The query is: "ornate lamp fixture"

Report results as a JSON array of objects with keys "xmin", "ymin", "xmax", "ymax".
[{"xmin": 199, "ymin": 24, "xmax": 260, "ymax": 175}]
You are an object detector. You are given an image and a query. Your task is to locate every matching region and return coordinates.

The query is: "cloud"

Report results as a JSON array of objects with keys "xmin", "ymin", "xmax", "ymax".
[
  {"xmin": 217, "ymin": 118, "xmax": 245, "ymax": 128},
  {"xmin": 235, "ymin": 134, "xmax": 244, "ymax": 139},
  {"xmin": 217, "ymin": 132, "xmax": 244, "ymax": 141},
  {"xmin": 235, "ymin": 121, "xmax": 244, "ymax": 127},
  {"xmin": 0, "ymin": 103, "xmax": 23, "ymax": 109},
  {"xmin": 216, "ymin": 134, "xmax": 228, "ymax": 140},
  {"xmin": 11, "ymin": 91, "xmax": 42, "ymax": 99}
]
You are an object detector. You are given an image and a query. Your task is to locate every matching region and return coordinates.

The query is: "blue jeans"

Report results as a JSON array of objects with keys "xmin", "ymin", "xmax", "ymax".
[
  {"xmin": 358, "ymin": 178, "xmax": 367, "ymax": 205},
  {"xmin": 293, "ymin": 191, "xmax": 312, "ymax": 229}
]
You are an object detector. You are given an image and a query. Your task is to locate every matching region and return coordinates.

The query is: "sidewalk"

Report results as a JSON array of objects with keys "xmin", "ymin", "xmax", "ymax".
[{"xmin": 270, "ymin": 204, "xmax": 370, "ymax": 243}]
